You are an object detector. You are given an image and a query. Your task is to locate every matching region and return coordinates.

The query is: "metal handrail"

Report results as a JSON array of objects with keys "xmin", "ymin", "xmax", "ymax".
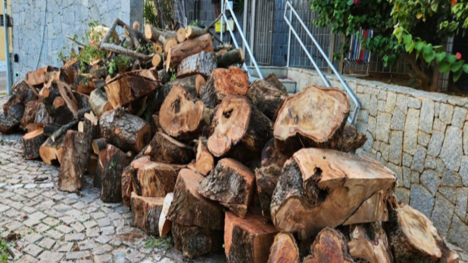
[
  {"xmin": 220, "ymin": 0, "xmax": 263, "ymax": 79},
  {"xmin": 284, "ymin": 1, "xmax": 360, "ymax": 124}
]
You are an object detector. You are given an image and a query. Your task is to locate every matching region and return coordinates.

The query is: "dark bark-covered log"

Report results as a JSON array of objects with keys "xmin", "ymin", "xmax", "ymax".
[
  {"xmin": 73, "ymin": 92, "xmax": 91, "ymax": 111},
  {"xmin": 156, "ymin": 75, "xmax": 206, "ymax": 110},
  {"xmin": 20, "ymin": 100, "xmax": 40, "ymax": 130},
  {"xmin": 34, "ymin": 102, "xmax": 53, "ymax": 125},
  {"xmin": 167, "ymin": 169, "xmax": 224, "ymax": 230},
  {"xmin": 166, "ymin": 33, "xmax": 214, "ymax": 71},
  {"xmin": 247, "ymin": 79, "xmax": 287, "ymax": 120},
  {"xmin": 333, "ymin": 123, "xmax": 367, "ymax": 153},
  {"xmin": 159, "ymin": 85, "xmax": 210, "ymax": 141},
  {"xmin": 217, "ymin": 48, "xmax": 244, "ymax": 68},
  {"xmin": 78, "ymin": 119, "xmax": 98, "ymax": 140},
  {"xmin": 89, "ymin": 88, "xmax": 112, "ymax": 117},
  {"xmin": 207, "ymin": 96, "xmax": 272, "ymax": 162},
  {"xmin": 87, "ymin": 153, "xmax": 98, "ymax": 176},
  {"xmin": 99, "ymin": 107, "xmax": 152, "ymax": 152},
  {"xmin": 100, "ymin": 144, "xmax": 132, "ymax": 203},
  {"xmin": 139, "ymin": 131, "xmax": 194, "ymax": 164},
  {"xmin": 177, "ymin": 51, "xmax": 217, "ymax": 78},
  {"xmin": 0, "ymin": 100, "xmax": 24, "ymax": 134},
  {"xmin": 261, "ymin": 138, "xmax": 289, "ymax": 168},
  {"xmin": 130, "ymin": 192, "xmax": 164, "ymax": 236},
  {"xmin": 225, "ymin": 212, "xmax": 278, "ymax": 263},
  {"xmin": 41, "ymin": 81, "xmax": 77, "ymax": 125},
  {"xmin": 22, "ymin": 128, "xmax": 46, "ymax": 160},
  {"xmin": 104, "ymin": 70, "xmax": 160, "ymax": 108},
  {"xmin": 256, "ymin": 164, "xmax": 282, "ymax": 221},
  {"xmin": 122, "ymin": 165, "xmax": 133, "ymax": 208},
  {"xmin": 159, "ymin": 192, "xmax": 173, "ymax": 237},
  {"xmin": 75, "ymin": 74, "xmax": 97, "ymax": 94},
  {"xmin": 264, "ymin": 73, "xmax": 288, "ymax": 94},
  {"xmin": 172, "ymin": 222, "xmax": 223, "ymax": 259},
  {"xmin": 94, "ymin": 149, "xmax": 105, "ymax": 188},
  {"xmin": 12, "ymin": 80, "xmax": 38, "ymax": 104},
  {"xmin": 273, "ymin": 85, "xmax": 350, "ymax": 155},
  {"xmin": 188, "ymin": 138, "xmax": 214, "ymax": 176},
  {"xmin": 157, "ymin": 69, "xmax": 171, "ymax": 85},
  {"xmin": 199, "ymin": 67, "xmax": 249, "ymax": 108},
  {"xmin": 130, "ymin": 156, "xmax": 185, "ymax": 197},
  {"xmin": 198, "ymin": 158, "xmax": 255, "ymax": 218},
  {"xmin": 302, "ymin": 228, "xmax": 354, "ymax": 263},
  {"xmin": 92, "ymin": 138, "xmax": 107, "ymax": 155},
  {"xmin": 347, "ymin": 223, "xmax": 393, "ymax": 263},
  {"xmin": 383, "ymin": 202, "xmax": 459, "ymax": 263},
  {"xmin": 39, "ymin": 121, "xmax": 78, "ymax": 165},
  {"xmin": 267, "ymin": 233, "xmax": 300, "ymax": 263},
  {"xmin": 270, "ymin": 148, "xmax": 396, "ymax": 239},
  {"xmin": 58, "ymin": 131, "xmax": 91, "ymax": 192}
]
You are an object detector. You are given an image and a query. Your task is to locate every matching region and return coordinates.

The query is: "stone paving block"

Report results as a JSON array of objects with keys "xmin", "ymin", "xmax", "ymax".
[
  {"xmin": 42, "ymin": 217, "xmax": 60, "ymax": 227},
  {"xmin": 23, "ymin": 232, "xmax": 44, "ymax": 243},
  {"xmin": 127, "ymin": 250, "xmax": 146, "ymax": 263},
  {"xmin": 37, "ymin": 237, "xmax": 56, "ymax": 249},
  {"xmin": 93, "ymin": 244, "xmax": 113, "ymax": 255},
  {"xmin": 65, "ymin": 233, "xmax": 85, "ymax": 242},
  {"xmin": 97, "ymin": 217, "xmax": 111, "ymax": 227},
  {"xmin": 56, "ymin": 224, "xmax": 73, "ymax": 234},
  {"xmin": 45, "ymin": 229, "xmax": 64, "ymax": 240},
  {"xmin": 23, "ymin": 243, "xmax": 44, "ymax": 257},
  {"xmin": 38, "ymin": 251, "xmax": 64, "ymax": 262},
  {"xmin": 16, "ymin": 254, "xmax": 38, "ymax": 263},
  {"xmin": 66, "ymin": 251, "xmax": 91, "ymax": 260},
  {"xmin": 94, "ymin": 253, "xmax": 113, "ymax": 263}
]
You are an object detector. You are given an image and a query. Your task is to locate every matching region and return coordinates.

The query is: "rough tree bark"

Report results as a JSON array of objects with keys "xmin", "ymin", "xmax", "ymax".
[
  {"xmin": 166, "ymin": 33, "xmax": 214, "ymax": 71},
  {"xmin": 172, "ymin": 222, "xmax": 223, "ymax": 259},
  {"xmin": 22, "ymin": 128, "xmax": 46, "ymax": 160},
  {"xmin": 130, "ymin": 192, "xmax": 164, "ymax": 236},
  {"xmin": 177, "ymin": 51, "xmax": 217, "ymax": 78},
  {"xmin": 100, "ymin": 144, "xmax": 132, "ymax": 203}
]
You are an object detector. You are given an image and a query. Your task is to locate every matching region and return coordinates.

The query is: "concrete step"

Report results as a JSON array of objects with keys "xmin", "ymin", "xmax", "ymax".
[{"xmin": 280, "ymin": 79, "xmax": 297, "ymax": 94}]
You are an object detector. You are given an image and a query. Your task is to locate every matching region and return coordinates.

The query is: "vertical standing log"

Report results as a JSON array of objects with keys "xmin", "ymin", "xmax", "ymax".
[
  {"xmin": 58, "ymin": 131, "xmax": 91, "ymax": 193},
  {"xmin": 302, "ymin": 228, "xmax": 354, "ymax": 263},
  {"xmin": 188, "ymin": 138, "xmax": 214, "ymax": 176},
  {"xmin": 100, "ymin": 144, "xmax": 132, "ymax": 203},
  {"xmin": 130, "ymin": 192, "xmax": 164, "ymax": 235},
  {"xmin": 22, "ymin": 128, "xmax": 46, "ymax": 160},
  {"xmin": 122, "ymin": 165, "xmax": 133, "ymax": 208}
]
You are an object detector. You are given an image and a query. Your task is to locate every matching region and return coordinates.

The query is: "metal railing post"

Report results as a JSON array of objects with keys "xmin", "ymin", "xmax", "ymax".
[
  {"xmin": 220, "ymin": 0, "xmax": 224, "ymax": 42},
  {"xmin": 286, "ymin": 6, "xmax": 292, "ymax": 68},
  {"xmin": 3, "ymin": 0, "xmax": 11, "ymax": 95}
]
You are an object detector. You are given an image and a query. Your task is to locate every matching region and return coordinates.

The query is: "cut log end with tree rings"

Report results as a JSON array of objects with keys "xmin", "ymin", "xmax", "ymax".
[
  {"xmin": 130, "ymin": 192, "xmax": 164, "ymax": 236},
  {"xmin": 198, "ymin": 158, "xmax": 255, "ymax": 218},
  {"xmin": 176, "ymin": 28, "xmax": 187, "ymax": 43},
  {"xmin": 204, "ymin": 66, "xmax": 250, "ymax": 103},
  {"xmin": 164, "ymin": 37, "xmax": 178, "ymax": 57},
  {"xmin": 153, "ymin": 42, "xmax": 164, "ymax": 54},
  {"xmin": 302, "ymin": 228, "xmax": 354, "ymax": 263},
  {"xmin": 347, "ymin": 223, "xmax": 393, "ymax": 263},
  {"xmin": 274, "ymin": 85, "xmax": 350, "ymax": 154},
  {"xmin": 267, "ymin": 233, "xmax": 300, "ymax": 263},
  {"xmin": 152, "ymin": 54, "xmax": 163, "ymax": 68},
  {"xmin": 22, "ymin": 128, "xmax": 46, "ymax": 160}
]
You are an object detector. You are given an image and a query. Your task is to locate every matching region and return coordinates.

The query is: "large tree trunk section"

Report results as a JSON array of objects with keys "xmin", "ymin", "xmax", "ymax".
[
  {"xmin": 343, "ymin": 190, "xmax": 390, "ymax": 225},
  {"xmin": 58, "ymin": 131, "xmax": 91, "ymax": 193},
  {"xmin": 12, "ymin": 79, "xmax": 39, "ymax": 102},
  {"xmin": 177, "ymin": 51, "xmax": 217, "ymax": 78},
  {"xmin": 159, "ymin": 192, "xmax": 174, "ymax": 237},
  {"xmin": 188, "ymin": 138, "xmax": 214, "ymax": 176},
  {"xmin": 246, "ymin": 79, "xmax": 287, "ymax": 121},
  {"xmin": 172, "ymin": 222, "xmax": 223, "ymax": 259},
  {"xmin": 198, "ymin": 158, "xmax": 255, "ymax": 218},
  {"xmin": 92, "ymin": 138, "xmax": 107, "ymax": 155},
  {"xmin": 159, "ymin": 85, "xmax": 209, "ymax": 141},
  {"xmin": 255, "ymin": 164, "xmax": 282, "ymax": 221},
  {"xmin": 217, "ymin": 48, "xmax": 244, "ymax": 68},
  {"xmin": 270, "ymin": 148, "xmax": 396, "ymax": 239},
  {"xmin": 122, "ymin": 165, "xmax": 133, "ymax": 209},
  {"xmin": 104, "ymin": 71, "xmax": 160, "ymax": 108},
  {"xmin": 34, "ymin": 102, "xmax": 53, "ymax": 125},
  {"xmin": 207, "ymin": 96, "xmax": 272, "ymax": 162},
  {"xmin": 139, "ymin": 131, "xmax": 194, "ymax": 164},
  {"xmin": 156, "ymin": 75, "xmax": 205, "ymax": 109},
  {"xmin": 383, "ymin": 202, "xmax": 459, "ymax": 263},
  {"xmin": 347, "ymin": 223, "xmax": 393, "ymax": 263},
  {"xmin": 99, "ymin": 107, "xmax": 152, "ymax": 152},
  {"xmin": 167, "ymin": 169, "xmax": 224, "ymax": 230},
  {"xmin": 20, "ymin": 101, "xmax": 40, "ymax": 130},
  {"xmin": 273, "ymin": 85, "xmax": 350, "ymax": 154},
  {"xmin": 199, "ymin": 67, "xmax": 250, "ymax": 108},
  {"xmin": 224, "ymin": 212, "xmax": 278, "ymax": 263},
  {"xmin": 0, "ymin": 102, "xmax": 24, "ymax": 134},
  {"xmin": 302, "ymin": 228, "xmax": 354, "ymax": 263},
  {"xmin": 264, "ymin": 73, "xmax": 288, "ymax": 94},
  {"xmin": 261, "ymin": 138, "xmax": 289, "ymax": 168},
  {"xmin": 130, "ymin": 192, "xmax": 164, "ymax": 236},
  {"xmin": 130, "ymin": 156, "xmax": 185, "ymax": 197},
  {"xmin": 166, "ymin": 33, "xmax": 214, "ymax": 71},
  {"xmin": 89, "ymin": 88, "xmax": 112, "ymax": 117},
  {"xmin": 267, "ymin": 233, "xmax": 300, "ymax": 263},
  {"xmin": 100, "ymin": 144, "xmax": 132, "ymax": 203},
  {"xmin": 22, "ymin": 128, "xmax": 46, "ymax": 160}
]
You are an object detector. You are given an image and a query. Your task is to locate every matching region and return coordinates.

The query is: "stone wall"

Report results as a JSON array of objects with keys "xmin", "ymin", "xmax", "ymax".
[
  {"xmin": 288, "ymin": 67, "xmax": 468, "ymax": 251},
  {"xmin": 10, "ymin": 0, "xmax": 143, "ymax": 82}
]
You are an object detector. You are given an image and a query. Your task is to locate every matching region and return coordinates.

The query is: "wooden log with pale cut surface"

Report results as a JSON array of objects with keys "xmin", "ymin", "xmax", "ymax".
[
  {"xmin": 156, "ymin": 75, "xmax": 206, "ymax": 109},
  {"xmin": 199, "ymin": 66, "xmax": 250, "ymax": 108},
  {"xmin": 130, "ymin": 192, "xmax": 164, "ymax": 236},
  {"xmin": 172, "ymin": 222, "xmax": 223, "ymax": 259},
  {"xmin": 121, "ymin": 165, "xmax": 133, "ymax": 208},
  {"xmin": 159, "ymin": 192, "xmax": 173, "ymax": 237},
  {"xmin": 91, "ymin": 138, "xmax": 107, "ymax": 155},
  {"xmin": 270, "ymin": 148, "xmax": 396, "ymax": 239},
  {"xmin": 159, "ymin": 85, "xmax": 210, "ymax": 141},
  {"xmin": 130, "ymin": 156, "xmax": 185, "ymax": 198},
  {"xmin": 267, "ymin": 233, "xmax": 300, "ymax": 263},
  {"xmin": 185, "ymin": 25, "xmax": 206, "ymax": 39},
  {"xmin": 152, "ymin": 53, "xmax": 163, "ymax": 68},
  {"xmin": 383, "ymin": 202, "xmax": 459, "ymax": 263},
  {"xmin": 247, "ymin": 78, "xmax": 288, "ymax": 120},
  {"xmin": 99, "ymin": 107, "xmax": 152, "ymax": 153},
  {"xmin": 166, "ymin": 33, "xmax": 214, "ymax": 71},
  {"xmin": 100, "ymin": 144, "xmax": 132, "ymax": 203},
  {"xmin": 89, "ymin": 88, "xmax": 112, "ymax": 117},
  {"xmin": 176, "ymin": 28, "xmax": 187, "ymax": 42},
  {"xmin": 104, "ymin": 70, "xmax": 160, "ymax": 108},
  {"xmin": 39, "ymin": 121, "xmax": 77, "ymax": 165},
  {"xmin": 22, "ymin": 128, "xmax": 46, "ymax": 160},
  {"xmin": 302, "ymin": 228, "xmax": 354, "ymax": 263},
  {"xmin": 261, "ymin": 138, "xmax": 289, "ymax": 168},
  {"xmin": 207, "ymin": 96, "xmax": 272, "ymax": 162},
  {"xmin": 347, "ymin": 223, "xmax": 393, "ymax": 263},
  {"xmin": 164, "ymin": 37, "xmax": 178, "ymax": 57},
  {"xmin": 20, "ymin": 101, "xmax": 40, "ymax": 130},
  {"xmin": 256, "ymin": 164, "xmax": 282, "ymax": 221},
  {"xmin": 25, "ymin": 66, "xmax": 58, "ymax": 87},
  {"xmin": 58, "ymin": 131, "xmax": 91, "ymax": 193},
  {"xmin": 188, "ymin": 138, "xmax": 214, "ymax": 176},
  {"xmin": 152, "ymin": 41, "xmax": 164, "ymax": 54},
  {"xmin": 217, "ymin": 48, "xmax": 243, "ymax": 68},
  {"xmin": 167, "ymin": 169, "xmax": 224, "ymax": 230},
  {"xmin": 198, "ymin": 158, "xmax": 255, "ymax": 218},
  {"xmin": 139, "ymin": 131, "xmax": 194, "ymax": 164},
  {"xmin": 225, "ymin": 212, "xmax": 278, "ymax": 263},
  {"xmin": 273, "ymin": 85, "xmax": 350, "ymax": 154},
  {"xmin": 177, "ymin": 51, "xmax": 217, "ymax": 78}
]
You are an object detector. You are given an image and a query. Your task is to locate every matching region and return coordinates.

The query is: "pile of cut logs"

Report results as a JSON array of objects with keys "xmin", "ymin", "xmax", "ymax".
[{"xmin": 0, "ymin": 18, "xmax": 461, "ymax": 263}]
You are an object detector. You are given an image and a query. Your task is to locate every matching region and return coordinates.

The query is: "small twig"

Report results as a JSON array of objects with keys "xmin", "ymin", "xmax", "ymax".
[{"xmin": 66, "ymin": 36, "xmax": 86, "ymax": 47}]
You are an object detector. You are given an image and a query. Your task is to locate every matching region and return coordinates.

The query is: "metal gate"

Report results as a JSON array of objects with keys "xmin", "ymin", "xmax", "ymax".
[{"xmin": 252, "ymin": 1, "xmax": 274, "ymax": 65}]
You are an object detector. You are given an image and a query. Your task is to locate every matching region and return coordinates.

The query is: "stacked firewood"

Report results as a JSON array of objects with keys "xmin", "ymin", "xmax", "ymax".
[{"xmin": 0, "ymin": 18, "xmax": 461, "ymax": 263}]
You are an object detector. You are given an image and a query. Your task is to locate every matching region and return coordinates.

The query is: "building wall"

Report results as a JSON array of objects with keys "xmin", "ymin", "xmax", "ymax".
[
  {"xmin": 0, "ymin": 0, "xmax": 12, "ymax": 61},
  {"xmin": 288, "ymin": 67, "xmax": 468, "ymax": 251},
  {"xmin": 10, "ymin": 0, "xmax": 143, "ymax": 82}
]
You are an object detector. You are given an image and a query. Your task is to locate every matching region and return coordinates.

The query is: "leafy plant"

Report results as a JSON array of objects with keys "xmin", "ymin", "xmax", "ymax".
[
  {"xmin": 169, "ymin": 68, "xmax": 177, "ymax": 81},
  {"xmin": 0, "ymin": 240, "xmax": 10, "ymax": 263},
  {"xmin": 145, "ymin": 236, "xmax": 173, "ymax": 249},
  {"xmin": 144, "ymin": 0, "xmax": 160, "ymax": 28}
]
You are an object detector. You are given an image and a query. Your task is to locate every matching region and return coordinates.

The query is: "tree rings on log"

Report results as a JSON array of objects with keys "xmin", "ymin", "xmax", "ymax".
[
  {"xmin": 22, "ymin": 128, "xmax": 46, "ymax": 160},
  {"xmin": 347, "ymin": 223, "xmax": 393, "ymax": 263},
  {"xmin": 267, "ymin": 233, "xmax": 300, "ymax": 263},
  {"xmin": 302, "ymin": 227, "xmax": 354, "ymax": 263}
]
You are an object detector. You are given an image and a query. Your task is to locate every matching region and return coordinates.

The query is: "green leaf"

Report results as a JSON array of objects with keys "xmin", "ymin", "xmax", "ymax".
[
  {"xmin": 406, "ymin": 42, "xmax": 416, "ymax": 53},
  {"xmin": 439, "ymin": 61, "xmax": 451, "ymax": 74},
  {"xmin": 451, "ymin": 60, "xmax": 465, "ymax": 72},
  {"xmin": 463, "ymin": 64, "xmax": 468, "ymax": 74},
  {"xmin": 423, "ymin": 50, "xmax": 436, "ymax": 64},
  {"xmin": 414, "ymin": 41, "xmax": 424, "ymax": 52},
  {"xmin": 448, "ymin": 54, "xmax": 458, "ymax": 64},
  {"xmin": 403, "ymin": 34, "xmax": 412, "ymax": 44},
  {"xmin": 347, "ymin": 0, "xmax": 354, "ymax": 5},
  {"xmin": 453, "ymin": 69, "xmax": 463, "ymax": 82},
  {"xmin": 431, "ymin": 2, "xmax": 438, "ymax": 12},
  {"xmin": 435, "ymin": 52, "xmax": 446, "ymax": 64}
]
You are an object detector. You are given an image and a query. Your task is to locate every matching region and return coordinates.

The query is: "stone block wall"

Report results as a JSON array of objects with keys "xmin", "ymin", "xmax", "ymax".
[
  {"xmin": 288, "ymin": 67, "xmax": 468, "ymax": 251},
  {"xmin": 10, "ymin": 0, "xmax": 143, "ymax": 82}
]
